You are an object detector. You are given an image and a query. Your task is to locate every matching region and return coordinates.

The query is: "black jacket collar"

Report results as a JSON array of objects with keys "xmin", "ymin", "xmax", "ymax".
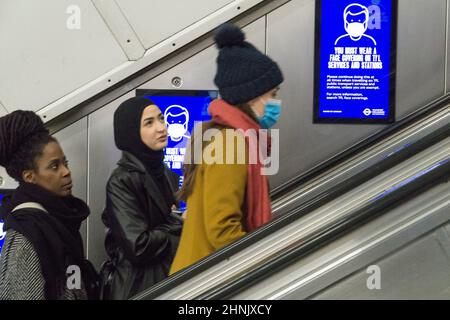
[
  {"xmin": 118, "ymin": 151, "xmax": 147, "ymax": 173},
  {"xmin": 117, "ymin": 151, "xmax": 179, "ymax": 213}
]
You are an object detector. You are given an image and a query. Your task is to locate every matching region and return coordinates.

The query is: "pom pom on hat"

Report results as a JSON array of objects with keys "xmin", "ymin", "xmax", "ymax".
[{"xmin": 214, "ymin": 24, "xmax": 245, "ymax": 49}]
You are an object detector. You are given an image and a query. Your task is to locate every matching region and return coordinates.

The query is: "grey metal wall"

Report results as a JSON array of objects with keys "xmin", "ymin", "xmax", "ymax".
[
  {"xmin": 312, "ymin": 222, "xmax": 450, "ymax": 300},
  {"xmin": 87, "ymin": 92, "xmax": 132, "ymax": 267},
  {"xmin": 448, "ymin": 0, "xmax": 450, "ymax": 93},
  {"xmin": 53, "ymin": 118, "xmax": 89, "ymax": 254},
  {"xmin": 48, "ymin": 0, "xmax": 450, "ymax": 269},
  {"xmin": 396, "ymin": 0, "xmax": 447, "ymax": 116}
]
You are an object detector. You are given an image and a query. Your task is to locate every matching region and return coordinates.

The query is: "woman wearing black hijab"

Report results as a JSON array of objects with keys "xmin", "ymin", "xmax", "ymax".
[{"xmin": 101, "ymin": 96, "xmax": 182, "ymax": 300}]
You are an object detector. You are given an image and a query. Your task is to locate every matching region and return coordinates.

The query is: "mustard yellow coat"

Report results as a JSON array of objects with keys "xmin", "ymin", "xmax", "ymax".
[{"xmin": 169, "ymin": 128, "xmax": 248, "ymax": 274}]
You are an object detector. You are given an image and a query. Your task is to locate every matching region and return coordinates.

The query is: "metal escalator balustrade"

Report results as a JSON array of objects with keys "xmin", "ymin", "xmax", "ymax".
[
  {"xmin": 194, "ymin": 140, "xmax": 450, "ymax": 299},
  {"xmin": 132, "ymin": 97, "xmax": 449, "ymax": 300},
  {"xmin": 272, "ymin": 103, "xmax": 450, "ymax": 216},
  {"xmin": 270, "ymin": 94, "xmax": 449, "ymax": 201},
  {"xmin": 235, "ymin": 181, "xmax": 450, "ymax": 299},
  {"xmin": 134, "ymin": 134, "xmax": 449, "ymax": 300}
]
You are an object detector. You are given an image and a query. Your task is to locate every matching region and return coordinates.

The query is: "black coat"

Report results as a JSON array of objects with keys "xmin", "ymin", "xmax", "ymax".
[{"xmin": 101, "ymin": 152, "xmax": 182, "ymax": 300}]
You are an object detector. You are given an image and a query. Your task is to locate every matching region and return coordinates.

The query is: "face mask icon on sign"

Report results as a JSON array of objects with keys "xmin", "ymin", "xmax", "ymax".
[
  {"xmin": 164, "ymin": 105, "xmax": 191, "ymax": 142},
  {"xmin": 346, "ymin": 21, "xmax": 366, "ymax": 38},
  {"xmin": 335, "ymin": 3, "xmax": 377, "ymax": 46}
]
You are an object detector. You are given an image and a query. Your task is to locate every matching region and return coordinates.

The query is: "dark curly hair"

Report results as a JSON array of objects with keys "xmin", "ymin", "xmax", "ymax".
[{"xmin": 0, "ymin": 110, "xmax": 56, "ymax": 182}]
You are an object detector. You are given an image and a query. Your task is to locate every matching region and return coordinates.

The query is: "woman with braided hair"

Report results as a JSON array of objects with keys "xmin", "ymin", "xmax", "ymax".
[{"xmin": 0, "ymin": 110, "xmax": 99, "ymax": 300}]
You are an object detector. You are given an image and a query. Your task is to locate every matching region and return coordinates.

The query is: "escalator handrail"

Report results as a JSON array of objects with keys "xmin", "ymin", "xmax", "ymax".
[
  {"xmin": 132, "ymin": 113, "xmax": 449, "ymax": 300},
  {"xmin": 198, "ymin": 157, "xmax": 450, "ymax": 299},
  {"xmin": 270, "ymin": 93, "xmax": 450, "ymax": 199},
  {"xmin": 272, "ymin": 106, "xmax": 449, "ymax": 215}
]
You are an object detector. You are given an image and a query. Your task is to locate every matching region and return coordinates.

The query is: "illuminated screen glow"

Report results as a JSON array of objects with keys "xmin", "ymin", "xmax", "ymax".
[
  {"xmin": 136, "ymin": 90, "xmax": 218, "ymax": 211},
  {"xmin": 314, "ymin": 0, "xmax": 397, "ymax": 123}
]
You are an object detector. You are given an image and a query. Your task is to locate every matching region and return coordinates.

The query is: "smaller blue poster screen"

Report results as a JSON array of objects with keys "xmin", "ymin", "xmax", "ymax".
[
  {"xmin": 136, "ymin": 90, "xmax": 218, "ymax": 211},
  {"xmin": 314, "ymin": 0, "xmax": 396, "ymax": 123}
]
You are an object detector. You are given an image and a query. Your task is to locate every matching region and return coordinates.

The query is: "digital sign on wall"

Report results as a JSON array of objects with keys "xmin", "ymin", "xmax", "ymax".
[
  {"xmin": 0, "ymin": 190, "xmax": 13, "ymax": 255},
  {"xmin": 136, "ymin": 89, "xmax": 218, "ymax": 211},
  {"xmin": 314, "ymin": 0, "xmax": 397, "ymax": 123}
]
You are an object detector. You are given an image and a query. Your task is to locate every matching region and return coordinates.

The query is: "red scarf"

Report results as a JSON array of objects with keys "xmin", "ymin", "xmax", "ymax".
[{"xmin": 208, "ymin": 99, "xmax": 272, "ymax": 231}]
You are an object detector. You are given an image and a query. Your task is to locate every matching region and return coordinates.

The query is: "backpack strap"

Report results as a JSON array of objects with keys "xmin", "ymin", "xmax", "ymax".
[{"xmin": 12, "ymin": 202, "xmax": 48, "ymax": 214}]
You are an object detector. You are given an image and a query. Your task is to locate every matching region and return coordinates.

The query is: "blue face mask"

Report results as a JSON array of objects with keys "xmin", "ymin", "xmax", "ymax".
[{"xmin": 258, "ymin": 99, "xmax": 282, "ymax": 129}]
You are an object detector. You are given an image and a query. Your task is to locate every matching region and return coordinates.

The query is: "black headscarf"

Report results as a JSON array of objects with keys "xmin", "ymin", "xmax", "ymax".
[
  {"xmin": 114, "ymin": 97, "xmax": 175, "ymax": 207},
  {"xmin": 113, "ymin": 96, "xmax": 165, "ymax": 177},
  {"xmin": 1, "ymin": 183, "xmax": 99, "ymax": 300}
]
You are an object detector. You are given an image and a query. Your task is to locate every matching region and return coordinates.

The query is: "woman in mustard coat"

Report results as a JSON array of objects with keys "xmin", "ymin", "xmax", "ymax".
[{"xmin": 170, "ymin": 24, "xmax": 284, "ymax": 274}]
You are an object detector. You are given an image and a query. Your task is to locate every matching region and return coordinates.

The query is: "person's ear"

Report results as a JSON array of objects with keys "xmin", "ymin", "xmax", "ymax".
[
  {"xmin": 22, "ymin": 170, "xmax": 36, "ymax": 184},
  {"xmin": 248, "ymin": 96, "xmax": 261, "ymax": 112}
]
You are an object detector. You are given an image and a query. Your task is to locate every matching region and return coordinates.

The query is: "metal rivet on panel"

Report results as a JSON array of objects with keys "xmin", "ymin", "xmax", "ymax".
[{"xmin": 171, "ymin": 77, "xmax": 183, "ymax": 88}]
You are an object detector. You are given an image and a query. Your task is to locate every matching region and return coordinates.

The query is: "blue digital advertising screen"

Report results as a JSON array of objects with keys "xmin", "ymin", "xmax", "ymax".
[
  {"xmin": 0, "ymin": 190, "xmax": 13, "ymax": 255},
  {"xmin": 136, "ymin": 89, "xmax": 218, "ymax": 211},
  {"xmin": 314, "ymin": 0, "xmax": 397, "ymax": 124}
]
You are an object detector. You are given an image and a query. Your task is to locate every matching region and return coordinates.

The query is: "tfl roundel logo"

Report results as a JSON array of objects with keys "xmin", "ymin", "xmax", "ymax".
[{"xmin": 363, "ymin": 108, "xmax": 372, "ymax": 116}]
